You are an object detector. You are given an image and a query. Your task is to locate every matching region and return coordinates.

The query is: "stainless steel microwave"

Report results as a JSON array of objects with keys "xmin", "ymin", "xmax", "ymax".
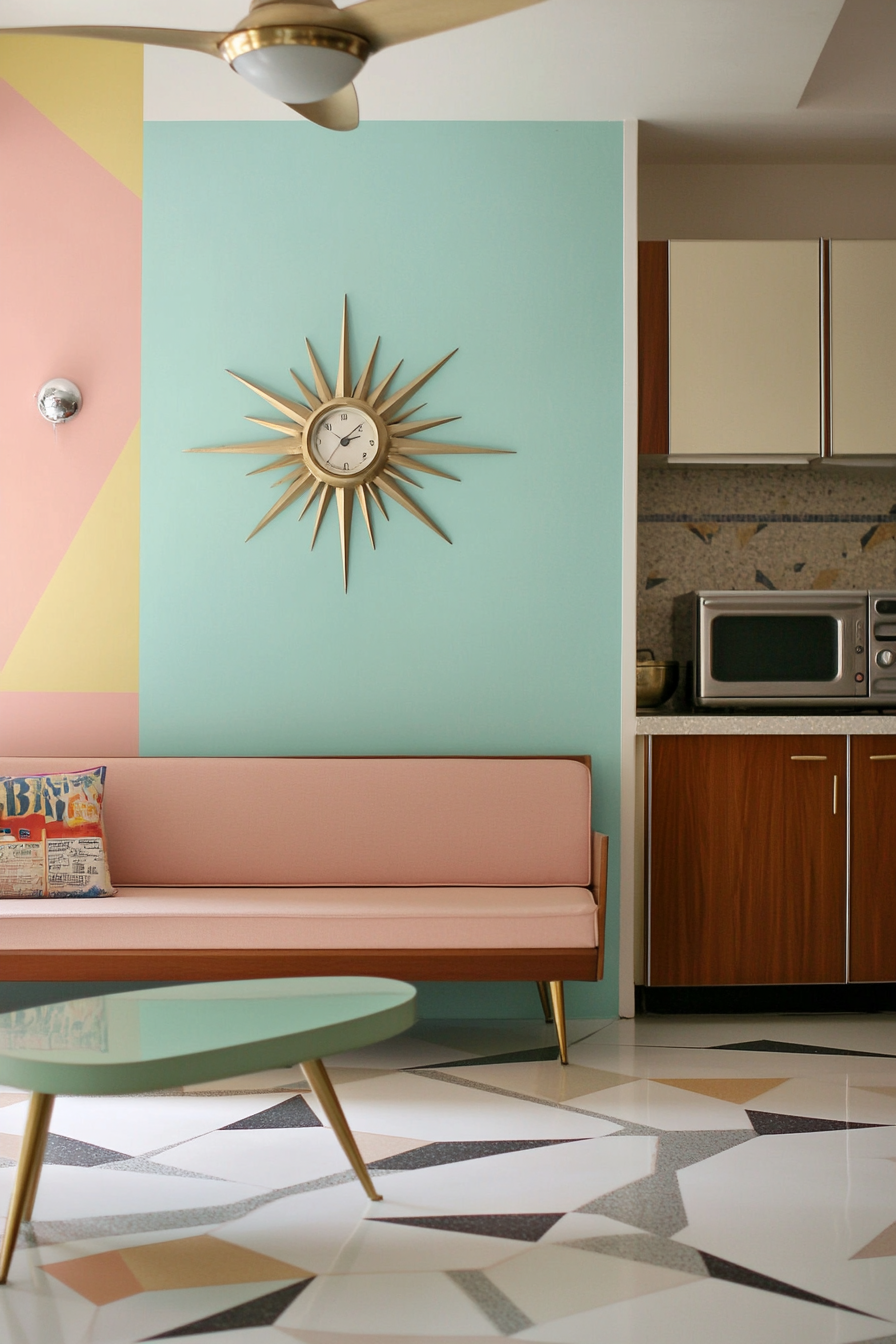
[{"xmin": 675, "ymin": 590, "xmax": 896, "ymax": 709}]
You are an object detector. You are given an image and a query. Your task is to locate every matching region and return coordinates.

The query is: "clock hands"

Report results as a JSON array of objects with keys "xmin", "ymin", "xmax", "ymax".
[{"xmin": 326, "ymin": 422, "xmax": 364, "ymax": 465}]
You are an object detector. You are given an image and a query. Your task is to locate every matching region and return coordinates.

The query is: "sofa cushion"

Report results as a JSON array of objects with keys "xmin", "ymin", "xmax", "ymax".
[
  {"xmin": 0, "ymin": 766, "xmax": 115, "ymax": 899},
  {"xmin": 0, "ymin": 886, "xmax": 598, "ymax": 950},
  {"xmin": 0, "ymin": 757, "xmax": 592, "ymax": 889}
]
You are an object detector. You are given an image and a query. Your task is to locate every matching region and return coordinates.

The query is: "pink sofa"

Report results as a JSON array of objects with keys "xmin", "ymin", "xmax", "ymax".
[{"xmin": 0, "ymin": 757, "xmax": 608, "ymax": 1059}]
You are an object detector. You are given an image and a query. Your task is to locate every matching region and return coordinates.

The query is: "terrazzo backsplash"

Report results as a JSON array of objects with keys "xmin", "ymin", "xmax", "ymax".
[{"xmin": 638, "ymin": 464, "xmax": 896, "ymax": 660}]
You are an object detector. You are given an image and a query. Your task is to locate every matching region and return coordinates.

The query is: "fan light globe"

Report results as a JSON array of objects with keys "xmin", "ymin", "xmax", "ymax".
[{"xmin": 230, "ymin": 42, "xmax": 364, "ymax": 102}]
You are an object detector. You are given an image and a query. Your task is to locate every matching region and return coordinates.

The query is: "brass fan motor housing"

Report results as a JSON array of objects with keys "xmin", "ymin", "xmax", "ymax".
[
  {"xmin": 234, "ymin": 0, "xmax": 379, "ymax": 47},
  {"xmin": 219, "ymin": 23, "xmax": 370, "ymax": 65}
]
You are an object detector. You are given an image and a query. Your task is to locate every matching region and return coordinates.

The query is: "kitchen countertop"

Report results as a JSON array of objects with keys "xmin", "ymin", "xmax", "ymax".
[{"xmin": 636, "ymin": 713, "xmax": 896, "ymax": 735}]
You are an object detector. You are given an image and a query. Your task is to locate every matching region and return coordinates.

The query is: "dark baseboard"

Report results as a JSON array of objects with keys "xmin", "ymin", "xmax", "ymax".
[{"xmin": 637, "ymin": 983, "xmax": 896, "ymax": 1015}]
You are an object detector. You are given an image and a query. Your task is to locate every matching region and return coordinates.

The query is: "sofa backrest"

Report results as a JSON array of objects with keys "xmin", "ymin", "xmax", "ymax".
[{"xmin": 0, "ymin": 757, "xmax": 592, "ymax": 888}]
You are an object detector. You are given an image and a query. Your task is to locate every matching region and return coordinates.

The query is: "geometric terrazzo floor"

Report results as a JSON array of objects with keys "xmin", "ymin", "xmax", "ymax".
[{"xmin": 2, "ymin": 1012, "xmax": 896, "ymax": 1343}]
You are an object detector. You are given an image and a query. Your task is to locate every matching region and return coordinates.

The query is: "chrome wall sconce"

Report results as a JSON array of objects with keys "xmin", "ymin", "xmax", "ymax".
[{"xmin": 36, "ymin": 378, "xmax": 82, "ymax": 425}]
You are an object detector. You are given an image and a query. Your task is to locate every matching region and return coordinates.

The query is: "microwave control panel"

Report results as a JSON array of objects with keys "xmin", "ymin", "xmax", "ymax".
[
  {"xmin": 870, "ymin": 592, "xmax": 896, "ymax": 701},
  {"xmin": 855, "ymin": 613, "xmax": 867, "ymax": 691}
]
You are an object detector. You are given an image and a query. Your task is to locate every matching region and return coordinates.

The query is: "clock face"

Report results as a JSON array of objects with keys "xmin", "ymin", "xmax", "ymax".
[{"xmin": 307, "ymin": 405, "xmax": 380, "ymax": 478}]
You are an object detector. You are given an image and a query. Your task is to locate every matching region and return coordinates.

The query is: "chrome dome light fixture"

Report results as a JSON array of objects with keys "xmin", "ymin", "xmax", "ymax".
[
  {"xmin": 36, "ymin": 378, "xmax": 82, "ymax": 425},
  {"xmin": 219, "ymin": 26, "xmax": 369, "ymax": 103}
]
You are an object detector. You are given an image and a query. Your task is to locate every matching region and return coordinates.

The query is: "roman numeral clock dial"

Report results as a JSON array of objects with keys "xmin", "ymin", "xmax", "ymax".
[{"xmin": 187, "ymin": 299, "xmax": 512, "ymax": 591}]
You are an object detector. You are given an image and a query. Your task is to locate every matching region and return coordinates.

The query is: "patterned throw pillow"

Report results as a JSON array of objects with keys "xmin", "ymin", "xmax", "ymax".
[{"xmin": 0, "ymin": 767, "xmax": 115, "ymax": 898}]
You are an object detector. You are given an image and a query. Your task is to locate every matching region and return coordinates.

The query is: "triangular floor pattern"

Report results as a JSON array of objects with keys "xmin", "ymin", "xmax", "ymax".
[
  {"xmin": 222, "ymin": 1095, "xmax": 322, "ymax": 1130},
  {"xmin": 412, "ymin": 1045, "xmax": 561, "ymax": 1069},
  {"xmin": 369, "ymin": 1138, "xmax": 581, "ymax": 1171},
  {"xmin": 4, "ymin": 1012, "xmax": 896, "ymax": 1340},
  {"xmin": 562, "ymin": 1234, "xmax": 879, "ymax": 1318},
  {"xmin": 371, "ymin": 1212, "xmax": 566, "ymax": 1241},
  {"xmin": 713, "ymin": 1038, "xmax": 896, "ymax": 1058},
  {"xmin": 746, "ymin": 1109, "xmax": 885, "ymax": 1135},
  {"xmin": 145, "ymin": 1279, "xmax": 313, "ymax": 1338}
]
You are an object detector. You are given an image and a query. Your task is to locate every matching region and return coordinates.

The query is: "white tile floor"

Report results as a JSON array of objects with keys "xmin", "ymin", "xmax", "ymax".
[{"xmin": 1, "ymin": 1012, "xmax": 895, "ymax": 1342}]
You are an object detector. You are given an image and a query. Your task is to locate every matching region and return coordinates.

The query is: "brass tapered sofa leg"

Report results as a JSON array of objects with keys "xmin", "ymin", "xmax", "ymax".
[
  {"xmin": 548, "ymin": 982, "xmax": 568, "ymax": 1064},
  {"xmin": 536, "ymin": 981, "xmax": 553, "ymax": 1023}
]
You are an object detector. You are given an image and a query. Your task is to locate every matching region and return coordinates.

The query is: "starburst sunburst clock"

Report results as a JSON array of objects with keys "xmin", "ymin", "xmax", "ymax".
[{"xmin": 187, "ymin": 300, "xmax": 511, "ymax": 591}]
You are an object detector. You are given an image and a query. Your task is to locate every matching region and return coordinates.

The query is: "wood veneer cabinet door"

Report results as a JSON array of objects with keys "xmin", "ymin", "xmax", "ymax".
[
  {"xmin": 639, "ymin": 241, "xmax": 669, "ymax": 455},
  {"xmin": 648, "ymin": 735, "xmax": 847, "ymax": 986},
  {"xmin": 849, "ymin": 736, "xmax": 896, "ymax": 981}
]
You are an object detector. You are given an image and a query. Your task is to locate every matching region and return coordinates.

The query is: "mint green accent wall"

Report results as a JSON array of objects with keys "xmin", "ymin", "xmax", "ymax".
[{"xmin": 141, "ymin": 122, "xmax": 623, "ymax": 1018}]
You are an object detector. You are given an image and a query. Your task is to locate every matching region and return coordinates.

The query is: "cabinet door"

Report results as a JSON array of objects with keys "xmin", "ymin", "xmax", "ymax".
[
  {"xmin": 669, "ymin": 241, "xmax": 821, "ymax": 458},
  {"xmin": 832, "ymin": 241, "xmax": 896, "ymax": 456},
  {"xmin": 849, "ymin": 737, "xmax": 896, "ymax": 981},
  {"xmin": 649, "ymin": 735, "xmax": 847, "ymax": 985}
]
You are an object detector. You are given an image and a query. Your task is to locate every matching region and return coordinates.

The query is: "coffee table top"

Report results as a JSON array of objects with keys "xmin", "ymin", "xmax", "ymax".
[{"xmin": 0, "ymin": 977, "xmax": 416, "ymax": 1095}]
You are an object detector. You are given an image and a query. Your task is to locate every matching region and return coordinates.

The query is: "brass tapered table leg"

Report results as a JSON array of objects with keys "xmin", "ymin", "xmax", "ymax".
[
  {"xmin": 301, "ymin": 1059, "xmax": 382, "ymax": 1202},
  {"xmin": 536, "ymin": 981, "xmax": 553, "ymax": 1024},
  {"xmin": 0, "ymin": 1092, "xmax": 54, "ymax": 1284},
  {"xmin": 548, "ymin": 982, "xmax": 568, "ymax": 1065},
  {"xmin": 0, "ymin": 979, "xmax": 417, "ymax": 1287}
]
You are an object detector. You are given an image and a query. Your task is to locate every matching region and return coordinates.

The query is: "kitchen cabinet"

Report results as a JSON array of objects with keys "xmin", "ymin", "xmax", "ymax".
[
  {"xmin": 668, "ymin": 241, "xmax": 821, "ymax": 459},
  {"xmin": 638, "ymin": 241, "xmax": 669, "ymax": 456},
  {"xmin": 640, "ymin": 239, "xmax": 896, "ymax": 460},
  {"xmin": 831, "ymin": 241, "xmax": 896, "ymax": 456},
  {"xmin": 850, "ymin": 736, "xmax": 896, "ymax": 980},
  {"xmin": 648, "ymin": 735, "xmax": 847, "ymax": 985}
]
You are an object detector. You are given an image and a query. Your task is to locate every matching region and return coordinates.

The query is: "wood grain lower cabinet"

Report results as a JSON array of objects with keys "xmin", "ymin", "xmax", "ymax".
[
  {"xmin": 648, "ymin": 735, "xmax": 847, "ymax": 986},
  {"xmin": 849, "ymin": 736, "xmax": 896, "ymax": 981}
]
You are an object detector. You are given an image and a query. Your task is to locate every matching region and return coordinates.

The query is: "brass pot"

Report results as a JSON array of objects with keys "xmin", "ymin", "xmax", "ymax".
[{"xmin": 636, "ymin": 648, "xmax": 679, "ymax": 709}]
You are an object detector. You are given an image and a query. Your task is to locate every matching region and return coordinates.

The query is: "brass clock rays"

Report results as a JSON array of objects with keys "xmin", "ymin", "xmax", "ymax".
[{"xmin": 187, "ymin": 300, "xmax": 510, "ymax": 590}]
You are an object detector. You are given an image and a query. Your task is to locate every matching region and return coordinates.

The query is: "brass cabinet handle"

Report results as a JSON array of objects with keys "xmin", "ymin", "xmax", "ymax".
[
  {"xmin": 870, "ymin": 754, "xmax": 896, "ymax": 760},
  {"xmin": 833, "ymin": 774, "xmax": 838, "ymax": 815},
  {"xmin": 791, "ymin": 755, "xmax": 827, "ymax": 760}
]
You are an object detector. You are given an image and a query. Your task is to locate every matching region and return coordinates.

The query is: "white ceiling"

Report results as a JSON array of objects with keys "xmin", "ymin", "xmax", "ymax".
[{"xmin": 4, "ymin": 0, "xmax": 896, "ymax": 160}]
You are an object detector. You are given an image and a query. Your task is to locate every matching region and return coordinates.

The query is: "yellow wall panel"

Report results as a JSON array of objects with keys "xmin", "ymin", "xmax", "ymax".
[
  {"xmin": 0, "ymin": 426, "xmax": 140, "ymax": 692},
  {"xmin": 0, "ymin": 36, "xmax": 142, "ymax": 196}
]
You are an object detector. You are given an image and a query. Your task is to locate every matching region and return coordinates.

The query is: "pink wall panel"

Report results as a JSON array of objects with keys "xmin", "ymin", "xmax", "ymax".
[
  {"xmin": 0, "ymin": 692, "xmax": 138, "ymax": 756},
  {"xmin": 0, "ymin": 79, "xmax": 141, "ymax": 669}
]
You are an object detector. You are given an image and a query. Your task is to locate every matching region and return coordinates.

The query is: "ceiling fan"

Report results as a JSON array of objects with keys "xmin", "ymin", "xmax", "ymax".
[{"xmin": 0, "ymin": 0, "xmax": 548, "ymax": 130}]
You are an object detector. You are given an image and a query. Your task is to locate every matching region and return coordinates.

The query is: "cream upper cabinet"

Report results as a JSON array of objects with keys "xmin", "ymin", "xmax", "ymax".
[
  {"xmin": 669, "ymin": 241, "xmax": 821, "ymax": 458},
  {"xmin": 831, "ymin": 241, "xmax": 896, "ymax": 456}
]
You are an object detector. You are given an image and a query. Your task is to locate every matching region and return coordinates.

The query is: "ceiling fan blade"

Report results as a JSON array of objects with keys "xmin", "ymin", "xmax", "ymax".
[
  {"xmin": 341, "ymin": 0, "xmax": 547, "ymax": 50},
  {"xmin": 0, "ymin": 27, "xmax": 225, "ymax": 57},
  {"xmin": 289, "ymin": 82, "xmax": 359, "ymax": 131}
]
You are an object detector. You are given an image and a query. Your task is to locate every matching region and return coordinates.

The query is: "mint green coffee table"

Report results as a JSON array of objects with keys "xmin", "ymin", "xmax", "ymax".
[{"xmin": 0, "ymin": 976, "xmax": 416, "ymax": 1283}]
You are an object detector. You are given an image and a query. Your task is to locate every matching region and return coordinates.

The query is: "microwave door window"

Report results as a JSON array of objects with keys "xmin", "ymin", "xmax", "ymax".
[{"xmin": 711, "ymin": 615, "xmax": 839, "ymax": 682}]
